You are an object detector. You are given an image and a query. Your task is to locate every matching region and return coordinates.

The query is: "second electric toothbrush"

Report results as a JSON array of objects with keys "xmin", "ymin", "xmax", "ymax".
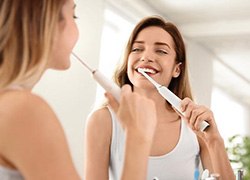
[{"xmin": 138, "ymin": 68, "xmax": 209, "ymax": 131}]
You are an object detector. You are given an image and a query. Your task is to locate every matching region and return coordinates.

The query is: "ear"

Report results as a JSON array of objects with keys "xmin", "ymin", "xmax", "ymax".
[{"xmin": 172, "ymin": 62, "xmax": 182, "ymax": 78}]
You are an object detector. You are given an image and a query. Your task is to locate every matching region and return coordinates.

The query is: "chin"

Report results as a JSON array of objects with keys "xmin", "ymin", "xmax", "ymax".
[
  {"xmin": 58, "ymin": 63, "xmax": 71, "ymax": 70},
  {"xmin": 52, "ymin": 61, "xmax": 71, "ymax": 70}
]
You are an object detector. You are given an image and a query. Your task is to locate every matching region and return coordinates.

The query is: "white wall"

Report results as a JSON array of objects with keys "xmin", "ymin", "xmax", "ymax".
[
  {"xmin": 186, "ymin": 40, "xmax": 213, "ymax": 107},
  {"xmin": 33, "ymin": 0, "xmax": 105, "ymax": 178},
  {"xmin": 185, "ymin": 39, "xmax": 250, "ymax": 141}
]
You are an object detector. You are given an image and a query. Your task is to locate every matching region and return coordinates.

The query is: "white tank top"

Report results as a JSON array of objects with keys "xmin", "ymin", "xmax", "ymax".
[
  {"xmin": 0, "ymin": 166, "xmax": 24, "ymax": 180},
  {"xmin": 108, "ymin": 108, "xmax": 200, "ymax": 180}
]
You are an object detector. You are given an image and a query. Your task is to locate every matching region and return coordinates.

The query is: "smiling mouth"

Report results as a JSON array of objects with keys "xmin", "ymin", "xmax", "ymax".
[{"xmin": 136, "ymin": 67, "xmax": 158, "ymax": 75}]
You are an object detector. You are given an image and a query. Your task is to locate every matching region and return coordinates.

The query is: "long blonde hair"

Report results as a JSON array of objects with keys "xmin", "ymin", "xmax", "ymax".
[
  {"xmin": 0, "ymin": 0, "xmax": 66, "ymax": 89},
  {"xmin": 114, "ymin": 15, "xmax": 193, "ymax": 100}
]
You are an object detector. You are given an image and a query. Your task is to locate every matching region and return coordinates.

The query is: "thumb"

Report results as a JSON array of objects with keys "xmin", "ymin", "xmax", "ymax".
[{"xmin": 105, "ymin": 92, "xmax": 119, "ymax": 113}]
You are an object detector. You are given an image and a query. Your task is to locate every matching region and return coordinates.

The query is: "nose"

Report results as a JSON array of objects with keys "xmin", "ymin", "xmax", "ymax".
[{"xmin": 140, "ymin": 50, "xmax": 155, "ymax": 62}]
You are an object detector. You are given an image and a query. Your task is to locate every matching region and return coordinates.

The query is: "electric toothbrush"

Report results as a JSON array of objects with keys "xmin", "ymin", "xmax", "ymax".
[
  {"xmin": 138, "ymin": 68, "xmax": 209, "ymax": 131},
  {"xmin": 71, "ymin": 52, "xmax": 121, "ymax": 101}
]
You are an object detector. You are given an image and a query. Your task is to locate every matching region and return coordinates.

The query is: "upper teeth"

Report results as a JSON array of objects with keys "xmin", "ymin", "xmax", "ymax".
[{"xmin": 138, "ymin": 68, "xmax": 157, "ymax": 74}]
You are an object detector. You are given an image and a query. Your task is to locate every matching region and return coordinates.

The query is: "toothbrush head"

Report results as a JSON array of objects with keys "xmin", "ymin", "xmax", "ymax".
[{"xmin": 137, "ymin": 68, "xmax": 161, "ymax": 88}]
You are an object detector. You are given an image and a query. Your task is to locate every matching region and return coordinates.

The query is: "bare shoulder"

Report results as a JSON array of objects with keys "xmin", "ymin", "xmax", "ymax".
[
  {"xmin": 85, "ymin": 106, "xmax": 112, "ymax": 142},
  {"xmin": 84, "ymin": 107, "xmax": 112, "ymax": 179},
  {"xmin": 0, "ymin": 90, "xmax": 80, "ymax": 179},
  {"xmin": 0, "ymin": 90, "xmax": 57, "ymax": 125},
  {"xmin": 0, "ymin": 90, "xmax": 62, "ymax": 151},
  {"xmin": 87, "ymin": 107, "xmax": 112, "ymax": 129}
]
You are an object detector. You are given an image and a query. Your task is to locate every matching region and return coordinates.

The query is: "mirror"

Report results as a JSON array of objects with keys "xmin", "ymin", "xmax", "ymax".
[{"xmin": 33, "ymin": 0, "xmax": 250, "ymax": 177}]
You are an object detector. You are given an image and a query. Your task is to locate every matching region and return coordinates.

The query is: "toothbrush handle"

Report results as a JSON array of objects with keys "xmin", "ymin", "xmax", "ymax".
[
  {"xmin": 92, "ymin": 70, "xmax": 121, "ymax": 101},
  {"xmin": 200, "ymin": 121, "xmax": 209, "ymax": 131},
  {"xmin": 158, "ymin": 87, "xmax": 209, "ymax": 131},
  {"xmin": 92, "ymin": 70, "xmax": 209, "ymax": 131}
]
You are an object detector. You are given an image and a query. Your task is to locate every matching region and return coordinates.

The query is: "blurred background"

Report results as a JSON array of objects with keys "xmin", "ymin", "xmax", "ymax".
[{"xmin": 33, "ymin": 0, "xmax": 250, "ymax": 178}]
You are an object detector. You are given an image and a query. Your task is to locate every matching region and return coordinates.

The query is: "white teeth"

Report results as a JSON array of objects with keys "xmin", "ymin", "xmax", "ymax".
[{"xmin": 138, "ymin": 67, "xmax": 157, "ymax": 74}]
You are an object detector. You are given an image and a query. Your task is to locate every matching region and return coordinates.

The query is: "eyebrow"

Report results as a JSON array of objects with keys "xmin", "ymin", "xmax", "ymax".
[
  {"xmin": 73, "ymin": 4, "xmax": 76, "ymax": 9},
  {"xmin": 155, "ymin": 42, "xmax": 171, "ymax": 49},
  {"xmin": 133, "ymin": 41, "xmax": 144, "ymax": 44},
  {"xmin": 133, "ymin": 41, "xmax": 171, "ymax": 49}
]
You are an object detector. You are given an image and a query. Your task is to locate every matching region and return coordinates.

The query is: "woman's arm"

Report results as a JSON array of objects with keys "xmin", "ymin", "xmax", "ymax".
[
  {"xmin": 199, "ymin": 136, "xmax": 235, "ymax": 179},
  {"xmin": 106, "ymin": 85, "xmax": 157, "ymax": 180},
  {"xmin": 0, "ymin": 91, "xmax": 80, "ymax": 180},
  {"xmin": 84, "ymin": 108, "xmax": 112, "ymax": 180},
  {"xmin": 181, "ymin": 97, "xmax": 235, "ymax": 180}
]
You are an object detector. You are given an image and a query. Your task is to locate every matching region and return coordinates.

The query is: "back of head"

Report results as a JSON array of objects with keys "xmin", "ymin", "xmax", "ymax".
[{"xmin": 0, "ymin": 0, "xmax": 65, "ymax": 89}]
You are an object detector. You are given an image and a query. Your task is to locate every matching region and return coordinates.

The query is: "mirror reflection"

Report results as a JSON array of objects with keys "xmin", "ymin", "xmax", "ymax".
[{"xmin": 33, "ymin": 0, "xmax": 250, "ymax": 179}]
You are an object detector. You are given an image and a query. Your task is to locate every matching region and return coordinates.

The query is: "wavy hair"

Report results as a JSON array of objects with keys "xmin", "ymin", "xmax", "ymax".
[
  {"xmin": 113, "ymin": 15, "xmax": 193, "ymax": 100},
  {"xmin": 0, "ymin": 0, "xmax": 66, "ymax": 88}
]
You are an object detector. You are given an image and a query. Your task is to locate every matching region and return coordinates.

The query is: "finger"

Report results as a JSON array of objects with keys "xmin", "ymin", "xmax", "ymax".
[
  {"xmin": 195, "ymin": 109, "xmax": 215, "ymax": 129},
  {"xmin": 172, "ymin": 106, "xmax": 185, "ymax": 119},
  {"xmin": 105, "ymin": 92, "xmax": 119, "ymax": 113},
  {"xmin": 185, "ymin": 102, "xmax": 197, "ymax": 121},
  {"xmin": 180, "ymin": 97, "xmax": 192, "ymax": 112},
  {"xmin": 194, "ymin": 112, "xmax": 208, "ymax": 131},
  {"xmin": 121, "ymin": 84, "xmax": 132, "ymax": 95},
  {"xmin": 119, "ymin": 84, "xmax": 133, "ymax": 111},
  {"xmin": 189, "ymin": 108, "xmax": 204, "ymax": 126},
  {"xmin": 190, "ymin": 105, "xmax": 210, "ymax": 131}
]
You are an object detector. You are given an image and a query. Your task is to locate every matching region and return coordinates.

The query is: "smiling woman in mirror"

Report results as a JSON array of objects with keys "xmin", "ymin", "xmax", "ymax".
[{"xmin": 84, "ymin": 15, "xmax": 235, "ymax": 180}]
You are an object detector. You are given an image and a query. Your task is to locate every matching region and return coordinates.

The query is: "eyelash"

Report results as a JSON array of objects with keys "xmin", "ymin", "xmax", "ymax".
[
  {"xmin": 156, "ymin": 49, "xmax": 168, "ymax": 54},
  {"xmin": 131, "ymin": 48, "xmax": 168, "ymax": 55},
  {"xmin": 131, "ymin": 47, "xmax": 143, "ymax": 52},
  {"xmin": 73, "ymin": 15, "xmax": 78, "ymax": 19}
]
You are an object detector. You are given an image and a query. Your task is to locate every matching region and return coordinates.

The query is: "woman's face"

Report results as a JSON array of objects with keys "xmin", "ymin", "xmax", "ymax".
[
  {"xmin": 127, "ymin": 26, "xmax": 181, "ymax": 89},
  {"xmin": 49, "ymin": 0, "xmax": 79, "ymax": 70}
]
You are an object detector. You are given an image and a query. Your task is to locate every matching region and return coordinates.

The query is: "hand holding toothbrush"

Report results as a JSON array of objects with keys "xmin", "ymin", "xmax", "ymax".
[
  {"xmin": 105, "ymin": 85, "xmax": 157, "ymax": 180},
  {"xmin": 138, "ymin": 68, "xmax": 209, "ymax": 131},
  {"xmin": 105, "ymin": 84, "xmax": 157, "ymax": 143},
  {"xmin": 178, "ymin": 98, "xmax": 222, "ymax": 143}
]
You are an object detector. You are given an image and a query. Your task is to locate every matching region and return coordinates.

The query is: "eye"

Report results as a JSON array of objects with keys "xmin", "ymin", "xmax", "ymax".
[
  {"xmin": 156, "ymin": 49, "xmax": 168, "ymax": 55},
  {"xmin": 73, "ymin": 12, "xmax": 78, "ymax": 19},
  {"xmin": 131, "ymin": 47, "xmax": 143, "ymax": 53},
  {"xmin": 73, "ymin": 5, "xmax": 78, "ymax": 19}
]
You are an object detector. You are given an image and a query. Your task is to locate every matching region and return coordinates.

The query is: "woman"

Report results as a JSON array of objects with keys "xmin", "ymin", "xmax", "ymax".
[
  {"xmin": 0, "ymin": 0, "xmax": 157, "ymax": 179},
  {"xmin": 85, "ymin": 15, "xmax": 235, "ymax": 179}
]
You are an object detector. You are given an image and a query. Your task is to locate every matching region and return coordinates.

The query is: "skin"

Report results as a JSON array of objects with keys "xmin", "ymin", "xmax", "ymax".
[
  {"xmin": 85, "ymin": 26, "xmax": 235, "ymax": 179},
  {"xmin": 0, "ymin": 1, "xmax": 158, "ymax": 179},
  {"xmin": 50, "ymin": 0, "xmax": 79, "ymax": 70},
  {"xmin": 0, "ymin": 0, "xmax": 80, "ymax": 179},
  {"xmin": 105, "ymin": 85, "xmax": 157, "ymax": 180}
]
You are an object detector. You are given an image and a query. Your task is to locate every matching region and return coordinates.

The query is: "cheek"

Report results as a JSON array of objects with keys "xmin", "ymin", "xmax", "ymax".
[
  {"xmin": 68, "ymin": 21, "xmax": 79, "ymax": 48},
  {"xmin": 127, "ymin": 54, "xmax": 138, "ymax": 68},
  {"xmin": 127, "ymin": 56, "xmax": 134, "ymax": 75},
  {"xmin": 49, "ymin": 21, "xmax": 78, "ymax": 70},
  {"xmin": 127, "ymin": 55, "xmax": 139, "ymax": 83},
  {"xmin": 62, "ymin": 21, "xmax": 78, "ymax": 50}
]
